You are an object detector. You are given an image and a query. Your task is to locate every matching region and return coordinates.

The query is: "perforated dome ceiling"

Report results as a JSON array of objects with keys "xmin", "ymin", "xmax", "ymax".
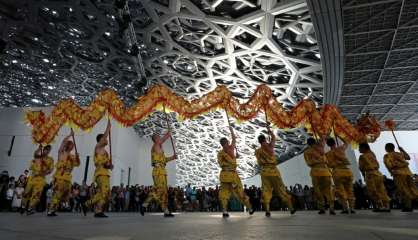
[
  {"xmin": 0, "ymin": 0, "xmax": 323, "ymax": 186},
  {"xmin": 339, "ymin": 0, "xmax": 418, "ymax": 129}
]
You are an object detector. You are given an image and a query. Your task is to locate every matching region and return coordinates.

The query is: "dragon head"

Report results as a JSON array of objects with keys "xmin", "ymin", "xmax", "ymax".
[{"xmin": 355, "ymin": 112, "xmax": 381, "ymax": 143}]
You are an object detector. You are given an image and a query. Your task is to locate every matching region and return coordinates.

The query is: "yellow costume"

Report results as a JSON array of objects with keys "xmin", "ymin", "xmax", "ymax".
[
  {"xmin": 358, "ymin": 151, "xmax": 390, "ymax": 209},
  {"xmin": 49, "ymin": 154, "xmax": 80, "ymax": 212},
  {"xmin": 22, "ymin": 157, "xmax": 54, "ymax": 209},
  {"xmin": 304, "ymin": 146, "xmax": 334, "ymax": 211},
  {"xmin": 326, "ymin": 148, "xmax": 355, "ymax": 211},
  {"xmin": 384, "ymin": 152, "xmax": 418, "ymax": 209},
  {"xmin": 91, "ymin": 153, "xmax": 111, "ymax": 213},
  {"xmin": 255, "ymin": 147, "xmax": 293, "ymax": 212},
  {"xmin": 143, "ymin": 150, "xmax": 169, "ymax": 210},
  {"xmin": 217, "ymin": 150, "xmax": 252, "ymax": 211}
]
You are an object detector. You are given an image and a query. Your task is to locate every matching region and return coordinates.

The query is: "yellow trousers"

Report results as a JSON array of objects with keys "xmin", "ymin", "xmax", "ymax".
[
  {"xmin": 393, "ymin": 174, "xmax": 418, "ymax": 209},
  {"xmin": 144, "ymin": 174, "xmax": 168, "ymax": 210},
  {"xmin": 22, "ymin": 176, "xmax": 45, "ymax": 209},
  {"xmin": 219, "ymin": 173, "xmax": 252, "ymax": 211},
  {"xmin": 49, "ymin": 179, "xmax": 72, "ymax": 212},
  {"xmin": 365, "ymin": 174, "xmax": 390, "ymax": 209},
  {"xmin": 312, "ymin": 176, "xmax": 334, "ymax": 210},
  {"xmin": 261, "ymin": 175, "xmax": 293, "ymax": 212},
  {"xmin": 91, "ymin": 175, "xmax": 110, "ymax": 213},
  {"xmin": 333, "ymin": 175, "xmax": 355, "ymax": 210}
]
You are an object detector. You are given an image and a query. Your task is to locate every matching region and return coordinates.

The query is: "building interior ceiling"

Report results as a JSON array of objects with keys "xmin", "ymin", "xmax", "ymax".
[
  {"xmin": 0, "ymin": 0, "xmax": 323, "ymax": 186},
  {"xmin": 340, "ymin": 0, "xmax": 418, "ymax": 130}
]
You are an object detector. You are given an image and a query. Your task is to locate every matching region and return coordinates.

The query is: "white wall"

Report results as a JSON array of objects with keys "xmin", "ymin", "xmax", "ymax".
[
  {"xmin": 0, "ymin": 108, "xmax": 176, "ymax": 186},
  {"xmin": 353, "ymin": 131, "xmax": 418, "ymax": 177}
]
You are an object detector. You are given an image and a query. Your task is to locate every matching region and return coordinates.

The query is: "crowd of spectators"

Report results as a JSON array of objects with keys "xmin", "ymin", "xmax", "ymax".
[{"xmin": 0, "ymin": 170, "xmax": 417, "ymax": 213}]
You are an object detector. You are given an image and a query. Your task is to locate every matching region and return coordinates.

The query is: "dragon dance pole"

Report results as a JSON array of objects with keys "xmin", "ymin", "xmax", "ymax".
[
  {"xmin": 384, "ymin": 120, "xmax": 400, "ymax": 148},
  {"xmin": 108, "ymin": 117, "xmax": 113, "ymax": 165},
  {"xmin": 332, "ymin": 118, "xmax": 339, "ymax": 146},
  {"xmin": 70, "ymin": 128, "xmax": 79, "ymax": 159},
  {"xmin": 163, "ymin": 104, "xmax": 176, "ymax": 155},
  {"xmin": 391, "ymin": 130, "xmax": 401, "ymax": 149}
]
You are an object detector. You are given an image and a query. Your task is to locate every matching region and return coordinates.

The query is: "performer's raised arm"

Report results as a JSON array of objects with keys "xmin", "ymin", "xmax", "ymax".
[
  {"xmin": 59, "ymin": 134, "xmax": 72, "ymax": 153},
  {"xmin": 97, "ymin": 119, "xmax": 111, "ymax": 148},
  {"xmin": 267, "ymin": 126, "xmax": 276, "ymax": 148},
  {"xmin": 34, "ymin": 145, "xmax": 43, "ymax": 158},
  {"xmin": 161, "ymin": 131, "xmax": 172, "ymax": 144}
]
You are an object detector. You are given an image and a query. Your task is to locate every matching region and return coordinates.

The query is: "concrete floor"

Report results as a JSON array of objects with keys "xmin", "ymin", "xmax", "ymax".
[{"xmin": 0, "ymin": 211, "xmax": 417, "ymax": 240}]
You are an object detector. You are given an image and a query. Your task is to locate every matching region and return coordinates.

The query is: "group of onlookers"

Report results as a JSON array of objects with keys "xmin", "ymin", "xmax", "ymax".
[{"xmin": 1, "ymin": 169, "xmax": 416, "ymax": 213}]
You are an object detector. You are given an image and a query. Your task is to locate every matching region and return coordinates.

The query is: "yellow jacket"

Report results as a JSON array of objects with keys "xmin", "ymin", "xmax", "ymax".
[
  {"xmin": 359, "ymin": 151, "xmax": 382, "ymax": 177},
  {"xmin": 151, "ymin": 150, "xmax": 168, "ymax": 176},
  {"xmin": 255, "ymin": 147, "xmax": 279, "ymax": 177},
  {"xmin": 304, "ymin": 146, "xmax": 331, "ymax": 177},
  {"xmin": 94, "ymin": 153, "xmax": 111, "ymax": 178},
  {"xmin": 217, "ymin": 150, "xmax": 238, "ymax": 183},
  {"xmin": 384, "ymin": 152, "xmax": 412, "ymax": 176},
  {"xmin": 30, "ymin": 156, "xmax": 54, "ymax": 177},
  {"xmin": 53, "ymin": 154, "xmax": 80, "ymax": 182},
  {"xmin": 325, "ymin": 148, "xmax": 353, "ymax": 177},
  {"xmin": 217, "ymin": 150, "xmax": 237, "ymax": 170}
]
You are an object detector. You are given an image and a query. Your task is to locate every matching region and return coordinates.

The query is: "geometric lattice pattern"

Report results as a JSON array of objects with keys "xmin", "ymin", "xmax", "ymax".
[
  {"xmin": 0, "ymin": 0, "xmax": 148, "ymax": 106},
  {"xmin": 340, "ymin": 0, "xmax": 418, "ymax": 130},
  {"xmin": 0, "ymin": 0, "xmax": 322, "ymax": 186},
  {"xmin": 134, "ymin": 0, "xmax": 322, "ymax": 186},
  {"xmin": 138, "ymin": 0, "xmax": 323, "ymax": 105}
]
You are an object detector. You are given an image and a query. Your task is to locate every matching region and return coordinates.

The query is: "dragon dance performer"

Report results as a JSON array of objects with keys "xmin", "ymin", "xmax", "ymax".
[
  {"xmin": 141, "ymin": 131, "xmax": 177, "ymax": 217},
  {"xmin": 384, "ymin": 143, "xmax": 418, "ymax": 212},
  {"xmin": 358, "ymin": 143, "xmax": 390, "ymax": 212},
  {"xmin": 91, "ymin": 119, "xmax": 113, "ymax": 218},
  {"xmin": 218, "ymin": 125, "xmax": 254, "ymax": 218},
  {"xmin": 47, "ymin": 131, "xmax": 80, "ymax": 217},
  {"xmin": 21, "ymin": 145, "xmax": 54, "ymax": 215},
  {"xmin": 255, "ymin": 126, "xmax": 296, "ymax": 217},
  {"xmin": 304, "ymin": 136, "xmax": 336, "ymax": 215},
  {"xmin": 325, "ymin": 138, "xmax": 355, "ymax": 214}
]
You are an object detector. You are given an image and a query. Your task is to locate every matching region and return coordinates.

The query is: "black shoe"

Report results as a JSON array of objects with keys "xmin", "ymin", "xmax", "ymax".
[
  {"xmin": 381, "ymin": 209, "xmax": 391, "ymax": 213},
  {"xmin": 249, "ymin": 208, "xmax": 255, "ymax": 215},
  {"xmin": 139, "ymin": 206, "xmax": 145, "ymax": 216},
  {"xmin": 26, "ymin": 209, "xmax": 35, "ymax": 216},
  {"xmin": 94, "ymin": 212, "xmax": 108, "ymax": 218},
  {"xmin": 164, "ymin": 213, "xmax": 175, "ymax": 217},
  {"xmin": 350, "ymin": 210, "xmax": 356, "ymax": 214},
  {"xmin": 20, "ymin": 208, "xmax": 25, "ymax": 215},
  {"xmin": 372, "ymin": 208, "xmax": 382, "ymax": 212},
  {"xmin": 47, "ymin": 212, "xmax": 58, "ymax": 217},
  {"xmin": 318, "ymin": 209, "xmax": 326, "ymax": 215},
  {"xmin": 401, "ymin": 208, "xmax": 413, "ymax": 212},
  {"xmin": 222, "ymin": 213, "xmax": 230, "ymax": 218},
  {"xmin": 265, "ymin": 212, "xmax": 271, "ymax": 217},
  {"xmin": 340, "ymin": 210, "xmax": 349, "ymax": 214},
  {"xmin": 329, "ymin": 210, "xmax": 336, "ymax": 215},
  {"xmin": 290, "ymin": 209, "xmax": 296, "ymax": 215}
]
